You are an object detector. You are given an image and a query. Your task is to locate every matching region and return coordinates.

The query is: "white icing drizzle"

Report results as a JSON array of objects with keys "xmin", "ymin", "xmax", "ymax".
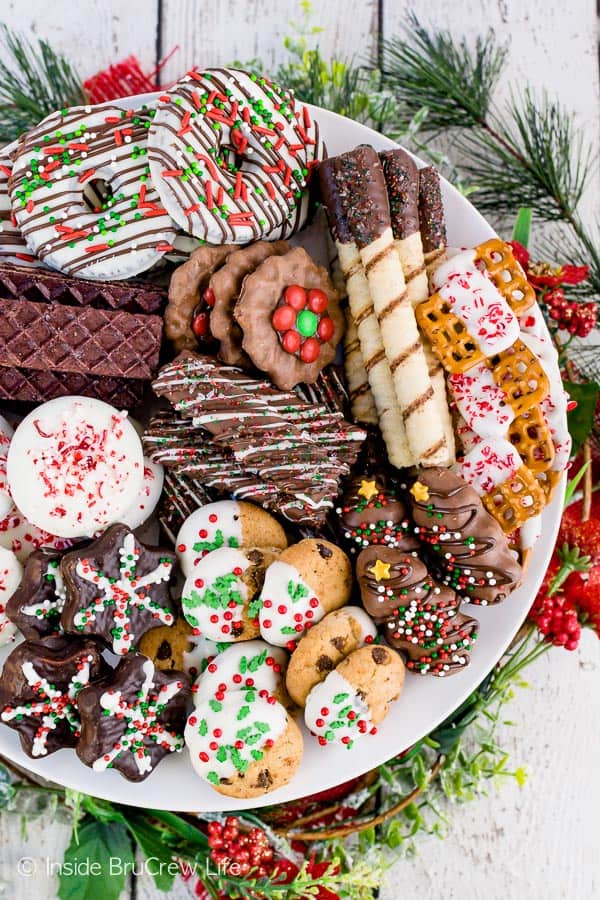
[
  {"xmin": 193, "ymin": 640, "xmax": 287, "ymax": 706},
  {"xmin": 304, "ymin": 670, "xmax": 374, "ymax": 749},
  {"xmin": 1, "ymin": 656, "xmax": 92, "ymax": 756},
  {"xmin": 185, "ymin": 688, "xmax": 287, "ymax": 786},
  {"xmin": 258, "ymin": 560, "xmax": 325, "ymax": 647},
  {"xmin": 457, "ymin": 438, "xmax": 522, "ymax": 495},
  {"xmin": 176, "ymin": 501, "xmax": 243, "ymax": 577},
  {"xmin": 73, "ymin": 532, "xmax": 174, "ymax": 655},
  {"xmin": 180, "ymin": 546, "xmax": 250, "ymax": 641},
  {"xmin": 93, "ymin": 658, "xmax": 185, "ymax": 775},
  {"xmin": 20, "ymin": 558, "xmax": 66, "ymax": 621}
]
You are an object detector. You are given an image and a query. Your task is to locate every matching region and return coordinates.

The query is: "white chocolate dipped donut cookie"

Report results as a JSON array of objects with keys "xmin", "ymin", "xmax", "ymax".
[
  {"xmin": 0, "ymin": 141, "xmax": 39, "ymax": 266},
  {"xmin": 176, "ymin": 499, "xmax": 287, "ymax": 577},
  {"xmin": 192, "ymin": 640, "xmax": 288, "ymax": 707},
  {"xmin": 7, "ymin": 396, "xmax": 144, "ymax": 539},
  {"xmin": 147, "ymin": 68, "xmax": 324, "ymax": 244},
  {"xmin": 9, "ymin": 103, "xmax": 176, "ymax": 280}
]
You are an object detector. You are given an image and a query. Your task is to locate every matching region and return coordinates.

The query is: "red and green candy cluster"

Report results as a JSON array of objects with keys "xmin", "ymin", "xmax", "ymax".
[{"xmin": 272, "ymin": 285, "xmax": 335, "ymax": 363}]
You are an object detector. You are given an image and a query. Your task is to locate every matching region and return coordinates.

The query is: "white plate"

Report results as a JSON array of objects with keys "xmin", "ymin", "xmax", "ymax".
[{"xmin": 0, "ymin": 102, "xmax": 563, "ymax": 811}]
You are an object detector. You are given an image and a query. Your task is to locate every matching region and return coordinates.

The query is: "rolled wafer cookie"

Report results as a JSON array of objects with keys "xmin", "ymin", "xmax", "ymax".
[
  {"xmin": 326, "ymin": 146, "xmax": 447, "ymax": 467},
  {"xmin": 418, "ymin": 167, "xmax": 447, "ymax": 283},
  {"xmin": 343, "ymin": 309, "xmax": 378, "ymax": 426},
  {"xmin": 381, "ymin": 149, "xmax": 455, "ymax": 464},
  {"xmin": 319, "ymin": 159, "xmax": 412, "ymax": 467}
]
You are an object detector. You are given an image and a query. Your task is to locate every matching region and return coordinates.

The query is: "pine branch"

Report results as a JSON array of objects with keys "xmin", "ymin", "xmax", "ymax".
[
  {"xmin": 382, "ymin": 18, "xmax": 600, "ymax": 310},
  {"xmin": 454, "ymin": 89, "xmax": 593, "ymax": 222},
  {"xmin": 382, "ymin": 13, "xmax": 507, "ymax": 133},
  {"xmin": 0, "ymin": 25, "xmax": 85, "ymax": 144}
]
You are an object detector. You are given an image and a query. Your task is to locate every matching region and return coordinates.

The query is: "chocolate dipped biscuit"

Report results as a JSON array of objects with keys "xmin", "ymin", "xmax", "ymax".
[
  {"xmin": 0, "ymin": 634, "xmax": 106, "ymax": 757},
  {"xmin": 6, "ymin": 548, "xmax": 65, "ymax": 639},
  {"xmin": 234, "ymin": 246, "xmax": 344, "ymax": 391},
  {"xmin": 335, "ymin": 473, "xmax": 418, "ymax": 554},
  {"xmin": 76, "ymin": 652, "xmax": 190, "ymax": 781},
  {"xmin": 408, "ymin": 468, "xmax": 522, "ymax": 605},
  {"xmin": 61, "ymin": 524, "xmax": 178, "ymax": 655},
  {"xmin": 356, "ymin": 546, "xmax": 479, "ymax": 676},
  {"xmin": 166, "ymin": 244, "xmax": 235, "ymax": 352}
]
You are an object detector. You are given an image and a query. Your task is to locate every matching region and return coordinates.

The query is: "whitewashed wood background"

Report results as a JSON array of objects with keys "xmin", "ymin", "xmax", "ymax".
[{"xmin": 0, "ymin": 2, "xmax": 598, "ymax": 899}]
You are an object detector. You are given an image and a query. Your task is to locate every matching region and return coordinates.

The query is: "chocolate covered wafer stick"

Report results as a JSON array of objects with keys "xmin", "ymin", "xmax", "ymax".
[
  {"xmin": 418, "ymin": 167, "xmax": 447, "ymax": 283},
  {"xmin": 319, "ymin": 157, "xmax": 412, "ymax": 467},
  {"xmin": 381, "ymin": 150, "xmax": 455, "ymax": 464},
  {"xmin": 328, "ymin": 146, "xmax": 448, "ymax": 467}
]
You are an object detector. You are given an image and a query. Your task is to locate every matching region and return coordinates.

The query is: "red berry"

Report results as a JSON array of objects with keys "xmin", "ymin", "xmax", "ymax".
[
  {"xmin": 282, "ymin": 329, "xmax": 301, "ymax": 354},
  {"xmin": 203, "ymin": 287, "xmax": 216, "ymax": 308},
  {"xmin": 300, "ymin": 337, "xmax": 320, "ymax": 363},
  {"xmin": 192, "ymin": 311, "xmax": 211, "ymax": 338},
  {"xmin": 272, "ymin": 304, "xmax": 296, "ymax": 332},
  {"xmin": 284, "ymin": 284, "xmax": 307, "ymax": 310},
  {"xmin": 307, "ymin": 288, "xmax": 328, "ymax": 313},
  {"xmin": 317, "ymin": 315, "xmax": 335, "ymax": 342}
]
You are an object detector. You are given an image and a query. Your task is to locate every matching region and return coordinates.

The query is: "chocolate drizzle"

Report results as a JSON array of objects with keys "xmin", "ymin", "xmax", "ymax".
[
  {"xmin": 334, "ymin": 473, "xmax": 418, "ymax": 554},
  {"xmin": 408, "ymin": 468, "xmax": 522, "ymax": 605},
  {"xmin": 356, "ymin": 546, "xmax": 479, "ymax": 676}
]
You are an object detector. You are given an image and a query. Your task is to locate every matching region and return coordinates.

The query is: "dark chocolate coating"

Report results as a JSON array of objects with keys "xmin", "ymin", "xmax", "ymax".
[
  {"xmin": 409, "ymin": 468, "xmax": 522, "ymax": 605},
  {"xmin": 76, "ymin": 652, "xmax": 190, "ymax": 782},
  {"xmin": 380, "ymin": 150, "xmax": 420, "ymax": 240},
  {"xmin": 6, "ymin": 549, "xmax": 64, "ymax": 639},
  {"xmin": 335, "ymin": 472, "xmax": 418, "ymax": 554},
  {"xmin": 0, "ymin": 635, "xmax": 106, "ymax": 757},
  {"xmin": 319, "ymin": 146, "xmax": 390, "ymax": 248},
  {"xmin": 356, "ymin": 546, "xmax": 479, "ymax": 676},
  {"xmin": 318, "ymin": 157, "xmax": 353, "ymax": 244},
  {"xmin": 418, "ymin": 167, "xmax": 446, "ymax": 253},
  {"xmin": 61, "ymin": 523, "xmax": 178, "ymax": 654}
]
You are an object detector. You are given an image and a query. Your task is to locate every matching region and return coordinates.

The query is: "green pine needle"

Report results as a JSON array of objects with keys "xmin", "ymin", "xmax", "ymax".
[
  {"xmin": 382, "ymin": 14, "xmax": 507, "ymax": 133},
  {"xmin": 0, "ymin": 25, "xmax": 85, "ymax": 144}
]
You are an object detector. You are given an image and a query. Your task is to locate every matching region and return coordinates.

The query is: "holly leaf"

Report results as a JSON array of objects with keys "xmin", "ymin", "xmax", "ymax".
[
  {"xmin": 58, "ymin": 818, "xmax": 134, "ymax": 900},
  {"xmin": 511, "ymin": 207, "xmax": 532, "ymax": 247},
  {"xmin": 564, "ymin": 380, "xmax": 600, "ymax": 454}
]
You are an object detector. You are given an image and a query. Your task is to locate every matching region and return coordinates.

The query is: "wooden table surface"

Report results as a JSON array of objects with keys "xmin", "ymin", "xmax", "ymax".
[{"xmin": 0, "ymin": 2, "xmax": 598, "ymax": 898}]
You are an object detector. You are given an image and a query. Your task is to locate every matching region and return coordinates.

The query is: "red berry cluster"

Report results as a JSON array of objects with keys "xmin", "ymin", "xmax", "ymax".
[
  {"xmin": 272, "ymin": 284, "xmax": 335, "ymax": 363},
  {"xmin": 207, "ymin": 817, "xmax": 274, "ymax": 878},
  {"xmin": 530, "ymin": 593, "xmax": 581, "ymax": 650},
  {"xmin": 192, "ymin": 286, "xmax": 217, "ymax": 342},
  {"xmin": 544, "ymin": 288, "xmax": 597, "ymax": 338}
]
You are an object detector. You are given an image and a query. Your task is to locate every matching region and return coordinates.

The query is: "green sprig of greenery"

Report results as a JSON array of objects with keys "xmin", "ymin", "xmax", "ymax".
[{"xmin": 0, "ymin": 25, "xmax": 85, "ymax": 144}]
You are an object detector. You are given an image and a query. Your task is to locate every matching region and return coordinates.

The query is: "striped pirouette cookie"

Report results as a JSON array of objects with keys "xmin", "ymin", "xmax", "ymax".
[
  {"xmin": 150, "ymin": 352, "xmax": 366, "ymax": 525},
  {"xmin": 322, "ymin": 145, "xmax": 447, "ymax": 467},
  {"xmin": 343, "ymin": 309, "xmax": 378, "ymax": 426},
  {"xmin": 319, "ymin": 157, "xmax": 412, "ymax": 468},
  {"xmin": 418, "ymin": 167, "xmax": 447, "ymax": 284},
  {"xmin": 380, "ymin": 149, "xmax": 455, "ymax": 464}
]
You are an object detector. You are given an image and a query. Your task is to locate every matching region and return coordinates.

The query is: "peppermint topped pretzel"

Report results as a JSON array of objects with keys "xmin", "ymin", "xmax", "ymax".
[{"xmin": 148, "ymin": 69, "xmax": 324, "ymax": 244}]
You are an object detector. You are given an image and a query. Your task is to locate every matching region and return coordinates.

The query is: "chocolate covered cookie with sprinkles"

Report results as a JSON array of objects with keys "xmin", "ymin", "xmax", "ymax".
[
  {"xmin": 356, "ymin": 546, "xmax": 479, "ymax": 676},
  {"xmin": 408, "ymin": 468, "xmax": 522, "ymax": 606},
  {"xmin": 335, "ymin": 472, "xmax": 418, "ymax": 555}
]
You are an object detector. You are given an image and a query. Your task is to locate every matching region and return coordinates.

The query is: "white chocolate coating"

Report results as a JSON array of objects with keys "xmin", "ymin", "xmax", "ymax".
[
  {"xmin": 258, "ymin": 560, "xmax": 325, "ymax": 647},
  {"xmin": 180, "ymin": 546, "xmax": 250, "ymax": 641},
  {"xmin": 7, "ymin": 396, "xmax": 144, "ymax": 538},
  {"xmin": 176, "ymin": 500, "xmax": 243, "ymax": 576},
  {"xmin": 193, "ymin": 640, "xmax": 287, "ymax": 706}
]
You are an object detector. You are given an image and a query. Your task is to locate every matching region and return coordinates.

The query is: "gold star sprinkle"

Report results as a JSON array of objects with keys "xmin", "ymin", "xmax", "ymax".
[
  {"xmin": 357, "ymin": 479, "xmax": 379, "ymax": 501},
  {"xmin": 369, "ymin": 559, "xmax": 391, "ymax": 582},
  {"xmin": 410, "ymin": 481, "xmax": 430, "ymax": 503}
]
